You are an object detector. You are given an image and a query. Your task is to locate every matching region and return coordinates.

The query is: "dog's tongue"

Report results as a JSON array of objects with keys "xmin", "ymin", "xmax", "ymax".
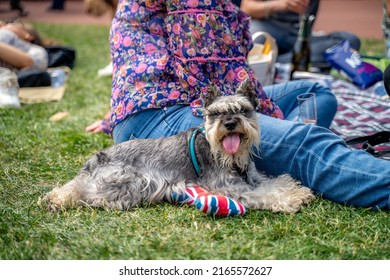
[{"xmin": 223, "ymin": 134, "xmax": 241, "ymax": 155}]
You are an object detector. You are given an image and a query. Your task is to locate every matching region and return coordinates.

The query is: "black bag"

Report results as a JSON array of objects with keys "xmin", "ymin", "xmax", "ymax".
[
  {"xmin": 46, "ymin": 46, "xmax": 76, "ymax": 69},
  {"xmin": 17, "ymin": 68, "xmax": 51, "ymax": 87},
  {"xmin": 346, "ymin": 131, "xmax": 390, "ymax": 160}
]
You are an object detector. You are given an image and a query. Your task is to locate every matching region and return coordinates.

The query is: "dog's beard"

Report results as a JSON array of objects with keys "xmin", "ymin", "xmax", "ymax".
[{"xmin": 205, "ymin": 115, "xmax": 260, "ymax": 170}]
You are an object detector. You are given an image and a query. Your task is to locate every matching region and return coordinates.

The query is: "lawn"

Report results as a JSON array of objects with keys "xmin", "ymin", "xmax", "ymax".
[{"xmin": 0, "ymin": 23, "xmax": 389, "ymax": 260}]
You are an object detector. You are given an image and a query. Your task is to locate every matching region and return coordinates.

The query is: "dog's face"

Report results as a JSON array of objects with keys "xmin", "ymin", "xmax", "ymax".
[{"xmin": 203, "ymin": 79, "xmax": 260, "ymax": 167}]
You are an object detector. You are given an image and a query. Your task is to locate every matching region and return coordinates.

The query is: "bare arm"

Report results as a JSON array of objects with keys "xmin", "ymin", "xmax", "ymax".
[
  {"xmin": 241, "ymin": 0, "xmax": 309, "ymax": 19},
  {"xmin": 0, "ymin": 23, "xmax": 37, "ymax": 69},
  {"xmin": 0, "ymin": 42, "xmax": 34, "ymax": 69}
]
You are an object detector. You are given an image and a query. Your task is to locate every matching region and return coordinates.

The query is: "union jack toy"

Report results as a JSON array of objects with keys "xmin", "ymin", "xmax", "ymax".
[{"xmin": 171, "ymin": 184, "xmax": 246, "ymax": 217}]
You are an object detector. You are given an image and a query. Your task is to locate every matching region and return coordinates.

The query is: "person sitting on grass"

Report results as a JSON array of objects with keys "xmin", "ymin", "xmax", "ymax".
[
  {"xmin": 0, "ymin": 20, "xmax": 48, "ymax": 71},
  {"xmin": 91, "ymin": 0, "xmax": 390, "ymax": 213}
]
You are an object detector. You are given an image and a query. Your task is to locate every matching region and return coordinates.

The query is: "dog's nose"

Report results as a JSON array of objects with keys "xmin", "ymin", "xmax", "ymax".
[{"xmin": 224, "ymin": 119, "xmax": 237, "ymax": 130}]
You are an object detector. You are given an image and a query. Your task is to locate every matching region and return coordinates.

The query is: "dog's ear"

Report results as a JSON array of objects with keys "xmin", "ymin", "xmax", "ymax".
[
  {"xmin": 202, "ymin": 83, "xmax": 221, "ymax": 108},
  {"xmin": 235, "ymin": 79, "xmax": 259, "ymax": 109}
]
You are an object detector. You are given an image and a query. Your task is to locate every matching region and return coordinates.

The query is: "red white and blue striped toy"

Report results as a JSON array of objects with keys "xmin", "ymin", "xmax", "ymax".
[{"xmin": 171, "ymin": 184, "xmax": 246, "ymax": 217}]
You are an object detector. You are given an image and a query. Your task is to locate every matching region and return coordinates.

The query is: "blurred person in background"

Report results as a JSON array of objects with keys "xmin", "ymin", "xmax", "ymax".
[
  {"xmin": 0, "ymin": 20, "xmax": 47, "ymax": 71},
  {"xmin": 240, "ymin": 0, "xmax": 361, "ymax": 72},
  {"xmin": 10, "ymin": 0, "xmax": 29, "ymax": 16},
  {"xmin": 48, "ymin": 0, "xmax": 65, "ymax": 11}
]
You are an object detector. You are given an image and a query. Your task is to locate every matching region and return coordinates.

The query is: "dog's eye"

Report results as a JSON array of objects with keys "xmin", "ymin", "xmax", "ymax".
[{"xmin": 240, "ymin": 109, "xmax": 249, "ymax": 114}]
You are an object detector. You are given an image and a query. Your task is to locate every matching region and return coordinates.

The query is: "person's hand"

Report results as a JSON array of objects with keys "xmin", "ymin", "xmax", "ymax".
[
  {"xmin": 85, "ymin": 120, "xmax": 105, "ymax": 133},
  {"xmin": 241, "ymin": 0, "xmax": 309, "ymax": 20},
  {"xmin": 86, "ymin": 112, "xmax": 111, "ymax": 134},
  {"xmin": 86, "ymin": 120, "xmax": 104, "ymax": 133},
  {"xmin": 279, "ymin": 0, "xmax": 309, "ymax": 14}
]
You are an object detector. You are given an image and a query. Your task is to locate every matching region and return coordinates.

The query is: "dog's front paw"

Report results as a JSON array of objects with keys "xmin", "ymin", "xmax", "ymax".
[
  {"xmin": 272, "ymin": 185, "xmax": 315, "ymax": 213},
  {"xmin": 39, "ymin": 188, "xmax": 65, "ymax": 211},
  {"xmin": 40, "ymin": 185, "xmax": 78, "ymax": 211},
  {"xmin": 298, "ymin": 186, "xmax": 316, "ymax": 205}
]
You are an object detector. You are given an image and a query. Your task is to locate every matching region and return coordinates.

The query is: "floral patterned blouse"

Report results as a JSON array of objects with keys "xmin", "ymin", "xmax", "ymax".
[{"xmin": 109, "ymin": 0, "xmax": 284, "ymax": 130}]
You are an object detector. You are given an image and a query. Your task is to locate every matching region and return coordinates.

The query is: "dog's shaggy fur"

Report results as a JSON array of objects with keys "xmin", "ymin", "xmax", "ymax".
[{"xmin": 42, "ymin": 80, "xmax": 314, "ymax": 213}]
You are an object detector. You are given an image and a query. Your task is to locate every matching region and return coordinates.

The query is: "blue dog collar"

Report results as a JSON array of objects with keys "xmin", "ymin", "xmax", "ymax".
[{"xmin": 189, "ymin": 127, "xmax": 205, "ymax": 177}]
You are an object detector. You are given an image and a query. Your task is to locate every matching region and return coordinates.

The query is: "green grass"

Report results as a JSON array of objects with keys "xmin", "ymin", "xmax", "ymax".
[{"xmin": 1, "ymin": 23, "xmax": 389, "ymax": 260}]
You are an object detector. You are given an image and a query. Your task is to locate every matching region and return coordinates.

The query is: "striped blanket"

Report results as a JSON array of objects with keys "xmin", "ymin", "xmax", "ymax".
[{"xmin": 317, "ymin": 78, "xmax": 390, "ymax": 140}]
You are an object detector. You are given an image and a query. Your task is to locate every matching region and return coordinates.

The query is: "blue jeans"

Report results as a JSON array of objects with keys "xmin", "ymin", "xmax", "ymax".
[{"xmin": 113, "ymin": 81, "xmax": 390, "ymax": 209}]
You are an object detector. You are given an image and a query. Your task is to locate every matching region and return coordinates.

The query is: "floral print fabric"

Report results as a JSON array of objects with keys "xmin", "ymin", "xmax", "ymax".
[{"xmin": 109, "ymin": 0, "xmax": 283, "ymax": 130}]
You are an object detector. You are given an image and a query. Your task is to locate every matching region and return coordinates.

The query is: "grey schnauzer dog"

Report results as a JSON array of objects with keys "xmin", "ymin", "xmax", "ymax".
[{"xmin": 43, "ymin": 79, "xmax": 314, "ymax": 213}]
